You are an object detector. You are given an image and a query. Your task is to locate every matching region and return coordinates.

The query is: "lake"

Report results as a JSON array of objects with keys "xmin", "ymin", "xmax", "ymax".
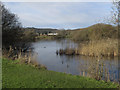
[{"xmin": 31, "ymin": 39, "xmax": 119, "ymax": 82}]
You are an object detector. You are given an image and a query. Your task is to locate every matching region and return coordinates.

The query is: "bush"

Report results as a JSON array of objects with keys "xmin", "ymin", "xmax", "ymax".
[{"xmin": 21, "ymin": 29, "xmax": 36, "ymax": 42}]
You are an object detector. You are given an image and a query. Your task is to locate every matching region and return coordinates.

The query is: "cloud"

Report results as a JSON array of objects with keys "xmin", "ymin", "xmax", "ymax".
[{"xmin": 3, "ymin": 2, "xmax": 112, "ymax": 29}]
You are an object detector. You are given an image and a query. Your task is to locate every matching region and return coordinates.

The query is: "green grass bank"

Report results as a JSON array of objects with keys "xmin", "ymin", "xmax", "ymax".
[{"xmin": 2, "ymin": 58, "xmax": 119, "ymax": 88}]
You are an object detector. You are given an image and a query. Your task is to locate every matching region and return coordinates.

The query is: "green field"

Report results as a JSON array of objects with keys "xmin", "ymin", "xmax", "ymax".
[{"xmin": 2, "ymin": 58, "xmax": 119, "ymax": 88}]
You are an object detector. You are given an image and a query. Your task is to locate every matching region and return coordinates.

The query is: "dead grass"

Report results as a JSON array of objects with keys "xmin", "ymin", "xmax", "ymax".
[
  {"xmin": 78, "ymin": 39, "xmax": 118, "ymax": 57},
  {"xmin": 2, "ymin": 46, "xmax": 47, "ymax": 69},
  {"xmin": 57, "ymin": 39, "xmax": 119, "ymax": 57}
]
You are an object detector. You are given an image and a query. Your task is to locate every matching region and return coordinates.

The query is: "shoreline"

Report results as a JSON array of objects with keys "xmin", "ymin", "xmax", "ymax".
[{"xmin": 2, "ymin": 58, "xmax": 119, "ymax": 88}]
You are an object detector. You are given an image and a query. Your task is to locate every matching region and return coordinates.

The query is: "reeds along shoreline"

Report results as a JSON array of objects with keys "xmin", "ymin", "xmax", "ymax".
[
  {"xmin": 78, "ymin": 59, "xmax": 118, "ymax": 82},
  {"xmin": 2, "ymin": 46, "xmax": 47, "ymax": 69},
  {"xmin": 57, "ymin": 39, "xmax": 119, "ymax": 57}
]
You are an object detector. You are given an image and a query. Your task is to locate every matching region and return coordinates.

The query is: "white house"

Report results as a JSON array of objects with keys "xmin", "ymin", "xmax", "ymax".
[{"xmin": 47, "ymin": 33, "xmax": 58, "ymax": 36}]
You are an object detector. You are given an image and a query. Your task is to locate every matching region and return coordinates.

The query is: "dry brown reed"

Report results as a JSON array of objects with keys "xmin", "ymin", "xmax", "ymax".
[
  {"xmin": 2, "ymin": 46, "xmax": 47, "ymax": 69},
  {"xmin": 78, "ymin": 39, "xmax": 118, "ymax": 57},
  {"xmin": 57, "ymin": 39, "xmax": 119, "ymax": 57},
  {"xmin": 78, "ymin": 56, "xmax": 118, "ymax": 82}
]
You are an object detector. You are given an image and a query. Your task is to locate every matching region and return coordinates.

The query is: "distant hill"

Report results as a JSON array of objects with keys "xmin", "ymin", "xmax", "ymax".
[
  {"xmin": 22, "ymin": 27, "xmax": 58, "ymax": 34},
  {"xmin": 22, "ymin": 23, "xmax": 118, "ymax": 41},
  {"xmin": 67, "ymin": 23, "xmax": 118, "ymax": 42},
  {"xmin": 68, "ymin": 23, "xmax": 117, "ymax": 31}
]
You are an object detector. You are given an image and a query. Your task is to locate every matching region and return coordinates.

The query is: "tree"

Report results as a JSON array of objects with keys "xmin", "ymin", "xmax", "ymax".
[
  {"xmin": 111, "ymin": 0, "xmax": 120, "ymax": 25},
  {"xmin": 101, "ymin": 0, "xmax": 120, "ymax": 26},
  {"xmin": 1, "ymin": 2, "xmax": 23, "ymax": 47}
]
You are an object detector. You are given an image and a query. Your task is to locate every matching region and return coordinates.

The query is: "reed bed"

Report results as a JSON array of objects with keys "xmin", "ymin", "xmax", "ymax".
[
  {"xmin": 76, "ymin": 56, "xmax": 118, "ymax": 83},
  {"xmin": 57, "ymin": 39, "xmax": 119, "ymax": 57},
  {"xmin": 78, "ymin": 39, "xmax": 118, "ymax": 57}
]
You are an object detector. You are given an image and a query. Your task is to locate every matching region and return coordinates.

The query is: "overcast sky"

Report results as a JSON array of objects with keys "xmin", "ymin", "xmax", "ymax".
[{"xmin": 4, "ymin": 2, "xmax": 112, "ymax": 29}]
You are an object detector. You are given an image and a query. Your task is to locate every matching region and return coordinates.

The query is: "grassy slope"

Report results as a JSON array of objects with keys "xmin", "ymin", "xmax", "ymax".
[
  {"xmin": 69, "ymin": 23, "xmax": 118, "ymax": 42},
  {"xmin": 2, "ymin": 58, "xmax": 119, "ymax": 88}
]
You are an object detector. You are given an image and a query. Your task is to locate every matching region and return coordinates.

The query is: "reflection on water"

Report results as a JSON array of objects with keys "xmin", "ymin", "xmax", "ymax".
[{"xmin": 31, "ymin": 39, "xmax": 119, "ymax": 82}]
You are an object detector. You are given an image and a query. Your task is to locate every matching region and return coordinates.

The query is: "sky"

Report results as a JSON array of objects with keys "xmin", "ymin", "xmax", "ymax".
[{"xmin": 3, "ymin": 2, "xmax": 113, "ymax": 29}]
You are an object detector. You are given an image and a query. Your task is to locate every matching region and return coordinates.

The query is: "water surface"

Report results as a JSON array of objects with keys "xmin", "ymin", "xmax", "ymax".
[{"xmin": 31, "ymin": 39, "xmax": 119, "ymax": 82}]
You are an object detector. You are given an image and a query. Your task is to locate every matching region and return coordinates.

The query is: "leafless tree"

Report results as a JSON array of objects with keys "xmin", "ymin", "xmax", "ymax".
[
  {"xmin": 111, "ymin": 0, "xmax": 120, "ymax": 25},
  {"xmin": 99, "ymin": 0, "xmax": 120, "ymax": 26}
]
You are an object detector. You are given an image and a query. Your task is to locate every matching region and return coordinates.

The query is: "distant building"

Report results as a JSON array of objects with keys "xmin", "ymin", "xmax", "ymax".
[
  {"xmin": 47, "ymin": 33, "xmax": 58, "ymax": 36},
  {"xmin": 39, "ymin": 33, "xmax": 47, "ymax": 36}
]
